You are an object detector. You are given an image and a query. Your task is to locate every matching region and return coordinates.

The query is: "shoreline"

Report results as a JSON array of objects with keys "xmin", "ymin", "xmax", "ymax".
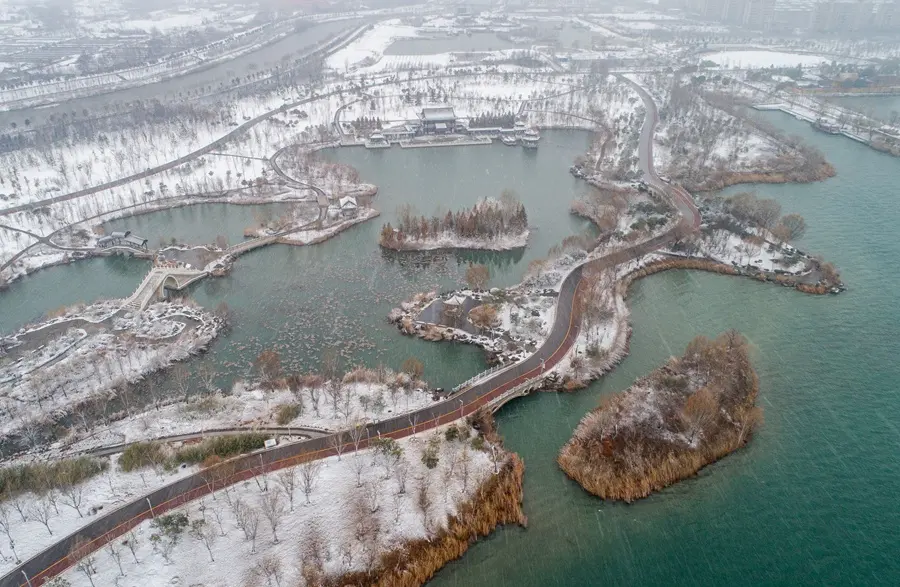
[
  {"xmin": 681, "ymin": 161, "xmax": 836, "ymax": 193},
  {"xmin": 332, "ymin": 447, "xmax": 526, "ymax": 587}
]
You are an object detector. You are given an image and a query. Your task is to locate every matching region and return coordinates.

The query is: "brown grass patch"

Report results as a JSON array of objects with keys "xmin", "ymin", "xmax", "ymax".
[{"xmin": 558, "ymin": 331, "xmax": 762, "ymax": 503}]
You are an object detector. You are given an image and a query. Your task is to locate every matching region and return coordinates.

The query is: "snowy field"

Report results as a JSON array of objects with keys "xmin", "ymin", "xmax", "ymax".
[
  {"xmin": 327, "ymin": 19, "xmax": 419, "ymax": 71},
  {"xmin": 701, "ymin": 50, "xmax": 831, "ymax": 69},
  {"xmin": 54, "ymin": 424, "xmax": 497, "ymax": 587}
]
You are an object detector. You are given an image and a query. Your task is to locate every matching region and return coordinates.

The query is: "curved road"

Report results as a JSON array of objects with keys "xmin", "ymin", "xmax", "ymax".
[{"xmin": 1, "ymin": 78, "xmax": 700, "ymax": 587}]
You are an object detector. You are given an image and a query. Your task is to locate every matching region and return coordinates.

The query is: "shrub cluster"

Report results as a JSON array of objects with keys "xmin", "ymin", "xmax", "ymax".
[
  {"xmin": 0, "ymin": 457, "xmax": 107, "ymax": 500},
  {"xmin": 172, "ymin": 434, "xmax": 269, "ymax": 466}
]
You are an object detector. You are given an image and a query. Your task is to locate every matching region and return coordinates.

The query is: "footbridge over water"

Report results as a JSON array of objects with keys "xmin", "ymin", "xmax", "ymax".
[{"xmin": 123, "ymin": 267, "xmax": 207, "ymax": 312}]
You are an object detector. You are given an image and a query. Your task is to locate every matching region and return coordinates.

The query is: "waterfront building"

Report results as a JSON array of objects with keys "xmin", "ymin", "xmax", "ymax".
[{"xmin": 419, "ymin": 106, "xmax": 458, "ymax": 135}]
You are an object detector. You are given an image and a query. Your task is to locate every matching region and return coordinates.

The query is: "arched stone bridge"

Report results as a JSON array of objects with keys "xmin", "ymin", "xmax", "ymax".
[{"xmin": 123, "ymin": 267, "xmax": 208, "ymax": 312}]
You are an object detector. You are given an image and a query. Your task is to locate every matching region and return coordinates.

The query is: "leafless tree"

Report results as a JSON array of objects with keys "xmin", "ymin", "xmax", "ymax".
[
  {"xmin": 299, "ymin": 460, "xmax": 322, "ymax": 505},
  {"xmin": 365, "ymin": 479, "xmax": 381, "ymax": 513},
  {"xmin": 325, "ymin": 381, "xmax": 342, "ymax": 417},
  {"xmin": 173, "ymin": 364, "xmax": 191, "ymax": 401},
  {"xmin": 123, "ymin": 531, "xmax": 139, "ymax": 563},
  {"xmin": 352, "ymin": 451, "xmax": 367, "ymax": 488},
  {"xmin": 29, "ymin": 498, "xmax": 54, "ymax": 536},
  {"xmin": 683, "ymin": 387, "xmax": 720, "ymax": 443},
  {"xmin": 459, "ymin": 445, "xmax": 472, "ymax": 491},
  {"xmin": 241, "ymin": 505, "xmax": 260, "ymax": 553},
  {"xmin": 106, "ymin": 541, "xmax": 124, "ymax": 576},
  {"xmin": 416, "ymin": 475, "xmax": 433, "ymax": 535},
  {"xmin": 61, "ymin": 480, "xmax": 85, "ymax": 517},
  {"xmin": 70, "ymin": 536, "xmax": 98, "ymax": 587},
  {"xmin": 394, "ymin": 458, "xmax": 409, "ymax": 495},
  {"xmin": 253, "ymin": 555, "xmax": 284, "ymax": 587},
  {"xmin": 209, "ymin": 503, "xmax": 227, "ymax": 537},
  {"xmin": 260, "ymin": 491, "xmax": 285, "ymax": 543},
  {"xmin": 10, "ymin": 497, "xmax": 28, "ymax": 522},
  {"xmin": 276, "ymin": 468, "xmax": 297, "ymax": 511},
  {"xmin": 329, "ymin": 431, "xmax": 347, "ymax": 461},
  {"xmin": 190, "ymin": 519, "xmax": 217, "ymax": 562}
]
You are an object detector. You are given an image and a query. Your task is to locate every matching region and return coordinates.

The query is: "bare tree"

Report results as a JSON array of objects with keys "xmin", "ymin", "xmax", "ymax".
[
  {"xmin": 465, "ymin": 263, "xmax": 490, "ymax": 289},
  {"xmin": 329, "ymin": 431, "xmax": 347, "ymax": 461},
  {"xmin": 106, "ymin": 541, "xmax": 124, "ymax": 576},
  {"xmin": 70, "ymin": 536, "xmax": 98, "ymax": 587},
  {"xmin": 29, "ymin": 498, "xmax": 54, "ymax": 536},
  {"xmin": 60, "ymin": 480, "xmax": 85, "ymax": 517},
  {"xmin": 10, "ymin": 497, "xmax": 28, "ymax": 522},
  {"xmin": 253, "ymin": 555, "xmax": 284, "ymax": 587},
  {"xmin": 394, "ymin": 459, "xmax": 409, "ymax": 495},
  {"xmin": 173, "ymin": 364, "xmax": 191, "ymax": 401},
  {"xmin": 416, "ymin": 475, "xmax": 433, "ymax": 535},
  {"xmin": 459, "ymin": 445, "xmax": 472, "ymax": 491},
  {"xmin": 276, "ymin": 468, "xmax": 298, "ymax": 511},
  {"xmin": 325, "ymin": 382, "xmax": 342, "ymax": 417},
  {"xmin": 260, "ymin": 491, "xmax": 285, "ymax": 543},
  {"xmin": 240, "ymin": 504, "xmax": 260, "ymax": 553},
  {"xmin": 190, "ymin": 519, "xmax": 217, "ymax": 562},
  {"xmin": 299, "ymin": 460, "xmax": 322, "ymax": 505},
  {"xmin": 123, "ymin": 531, "xmax": 139, "ymax": 563},
  {"xmin": 365, "ymin": 479, "xmax": 381, "ymax": 513}
]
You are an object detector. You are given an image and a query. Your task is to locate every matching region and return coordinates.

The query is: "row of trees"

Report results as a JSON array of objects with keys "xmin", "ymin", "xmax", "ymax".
[
  {"xmin": 380, "ymin": 193, "xmax": 528, "ymax": 248},
  {"xmin": 724, "ymin": 191, "xmax": 807, "ymax": 242}
]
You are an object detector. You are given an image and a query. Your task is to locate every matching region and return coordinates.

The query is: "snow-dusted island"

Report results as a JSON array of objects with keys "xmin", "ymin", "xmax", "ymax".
[
  {"xmin": 558, "ymin": 331, "xmax": 762, "ymax": 502},
  {"xmin": 379, "ymin": 197, "xmax": 529, "ymax": 252}
]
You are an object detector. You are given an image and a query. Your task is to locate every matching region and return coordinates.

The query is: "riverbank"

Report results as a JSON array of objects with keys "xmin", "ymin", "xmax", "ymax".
[{"xmin": 558, "ymin": 331, "xmax": 762, "ymax": 502}]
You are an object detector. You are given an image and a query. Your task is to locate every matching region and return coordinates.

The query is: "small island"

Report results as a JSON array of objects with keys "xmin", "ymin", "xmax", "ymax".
[
  {"xmin": 379, "ymin": 193, "xmax": 529, "ymax": 251},
  {"xmin": 558, "ymin": 330, "xmax": 762, "ymax": 503}
]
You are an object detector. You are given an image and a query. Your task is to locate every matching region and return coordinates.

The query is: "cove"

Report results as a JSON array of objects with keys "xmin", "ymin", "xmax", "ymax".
[{"xmin": 428, "ymin": 111, "xmax": 900, "ymax": 585}]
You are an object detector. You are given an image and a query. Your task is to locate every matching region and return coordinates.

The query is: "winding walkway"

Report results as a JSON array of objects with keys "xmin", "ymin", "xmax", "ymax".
[{"xmin": 1, "ymin": 82, "xmax": 700, "ymax": 587}]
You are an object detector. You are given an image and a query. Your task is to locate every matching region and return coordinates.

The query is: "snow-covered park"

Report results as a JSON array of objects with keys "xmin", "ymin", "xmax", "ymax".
[{"xmin": 50, "ymin": 423, "xmax": 500, "ymax": 587}]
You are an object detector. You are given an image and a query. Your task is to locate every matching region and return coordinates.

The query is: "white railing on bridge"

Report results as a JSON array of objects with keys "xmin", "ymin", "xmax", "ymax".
[{"xmin": 452, "ymin": 363, "xmax": 509, "ymax": 393}]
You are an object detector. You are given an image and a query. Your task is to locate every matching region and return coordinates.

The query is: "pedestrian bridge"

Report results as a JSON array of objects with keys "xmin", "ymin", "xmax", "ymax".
[{"xmin": 123, "ymin": 268, "xmax": 207, "ymax": 312}]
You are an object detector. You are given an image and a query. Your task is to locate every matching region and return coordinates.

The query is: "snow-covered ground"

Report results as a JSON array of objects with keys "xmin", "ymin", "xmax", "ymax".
[
  {"xmin": 55, "ymin": 423, "xmax": 497, "ymax": 586},
  {"xmin": 327, "ymin": 19, "xmax": 419, "ymax": 71},
  {"xmin": 0, "ymin": 452, "xmax": 198, "ymax": 577},
  {"xmin": 701, "ymin": 50, "xmax": 832, "ymax": 69},
  {"xmin": 60, "ymin": 375, "xmax": 441, "ymax": 457},
  {"xmin": 1, "ymin": 300, "xmax": 223, "ymax": 441}
]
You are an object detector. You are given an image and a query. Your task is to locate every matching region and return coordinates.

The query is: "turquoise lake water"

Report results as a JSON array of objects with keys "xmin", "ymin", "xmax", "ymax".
[{"xmin": 1, "ymin": 110, "xmax": 898, "ymax": 583}]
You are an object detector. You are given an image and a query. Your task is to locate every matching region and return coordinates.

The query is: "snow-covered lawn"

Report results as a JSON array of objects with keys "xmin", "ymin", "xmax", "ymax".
[
  {"xmin": 56, "ymin": 424, "xmax": 497, "ymax": 586},
  {"xmin": 0, "ymin": 453, "xmax": 197, "ymax": 577}
]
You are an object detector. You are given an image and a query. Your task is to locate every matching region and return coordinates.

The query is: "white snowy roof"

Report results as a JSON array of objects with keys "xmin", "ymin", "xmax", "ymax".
[
  {"xmin": 421, "ymin": 106, "xmax": 456, "ymax": 122},
  {"xmin": 445, "ymin": 294, "xmax": 467, "ymax": 306},
  {"xmin": 339, "ymin": 196, "xmax": 358, "ymax": 209}
]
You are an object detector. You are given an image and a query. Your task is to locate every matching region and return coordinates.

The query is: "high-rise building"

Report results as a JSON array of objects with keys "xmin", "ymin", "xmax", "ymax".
[
  {"xmin": 811, "ymin": 0, "xmax": 874, "ymax": 32},
  {"xmin": 743, "ymin": 0, "xmax": 777, "ymax": 28}
]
